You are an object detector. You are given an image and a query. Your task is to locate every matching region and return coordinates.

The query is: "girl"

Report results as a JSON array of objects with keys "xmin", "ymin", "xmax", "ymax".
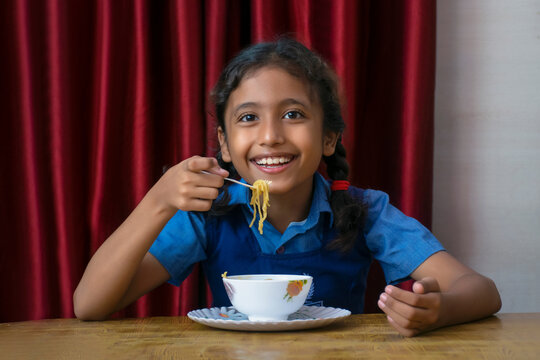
[{"xmin": 74, "ymin": 38, "xmax": 501, "ymax": 337}]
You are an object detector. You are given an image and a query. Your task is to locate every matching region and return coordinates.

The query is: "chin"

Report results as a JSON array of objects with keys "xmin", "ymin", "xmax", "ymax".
[{"xmin": 266, "ymin": 182, "xmax": 296, "ymax": 196}]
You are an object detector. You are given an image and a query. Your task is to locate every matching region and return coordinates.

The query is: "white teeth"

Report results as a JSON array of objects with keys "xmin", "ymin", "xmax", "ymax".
[{"xmin": 256, "ymin": 157, "xmax": 292, "ymax": 165}]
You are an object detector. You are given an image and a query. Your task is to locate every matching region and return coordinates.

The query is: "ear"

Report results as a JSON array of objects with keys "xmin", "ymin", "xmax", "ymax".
[
  {"xmin": 323, "ymin": 131, "xmax": 339, "ymax": 157},
  {"xmin": 218, "ymin": 126, "xmax": 232, "ymax": 162}
]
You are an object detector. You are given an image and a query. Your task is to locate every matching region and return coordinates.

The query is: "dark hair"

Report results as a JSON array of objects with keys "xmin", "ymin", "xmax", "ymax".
[{"xmin": 210, "ymin": 37, "xmax": 365, "ymax": 252}]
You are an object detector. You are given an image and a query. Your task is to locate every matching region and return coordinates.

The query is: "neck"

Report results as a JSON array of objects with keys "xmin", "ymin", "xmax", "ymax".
[{"xmin": 266, "ymin": 178, "xmax": 314, "ymax": 234}]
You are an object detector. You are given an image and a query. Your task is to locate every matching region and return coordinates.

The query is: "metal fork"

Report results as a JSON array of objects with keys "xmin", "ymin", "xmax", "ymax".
[{"xmin": 200, "ymin": 171, "xmax": 256, "ymax": 189}]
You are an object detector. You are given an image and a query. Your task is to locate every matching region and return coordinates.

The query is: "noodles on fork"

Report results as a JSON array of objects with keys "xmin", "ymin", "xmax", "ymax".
[{"xmin": 249, "ymin": 180, "xmax": 270, "ymax": 234}]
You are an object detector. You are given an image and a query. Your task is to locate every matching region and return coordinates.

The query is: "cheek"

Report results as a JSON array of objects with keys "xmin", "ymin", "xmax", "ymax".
[
  {"xmin": 225, "ymin": 131, "xmax": 249, "ymax": 160},
  {"xmin": 294, "ymin": 128, "xmax": 325, "ymax": 159}
]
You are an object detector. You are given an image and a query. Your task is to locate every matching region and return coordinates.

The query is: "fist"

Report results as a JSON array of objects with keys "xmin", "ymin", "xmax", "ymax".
[
  {"xmin": 378, "ymin": 277, "xmax": 442, "ymax": 337},
  {"xmin": 150, "ymin": 156, "xmax": 229, "ymax": 212}
]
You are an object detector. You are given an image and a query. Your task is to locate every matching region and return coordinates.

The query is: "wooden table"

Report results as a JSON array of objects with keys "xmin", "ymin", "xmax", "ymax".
[{"xmin": 1, "ymin": 313, "xmax": 539, "ymax": 359}]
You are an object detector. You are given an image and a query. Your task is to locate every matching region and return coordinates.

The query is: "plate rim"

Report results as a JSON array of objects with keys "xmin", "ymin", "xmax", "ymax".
[{"xmin": 187, "ymin": 305, "xmax": 351, "ymax": 331}]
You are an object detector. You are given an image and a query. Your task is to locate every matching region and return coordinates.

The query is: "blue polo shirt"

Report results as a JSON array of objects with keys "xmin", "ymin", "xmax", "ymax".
[{"xmin": 149, "ymin": 172, "xmax": 444, "ymax": 290}]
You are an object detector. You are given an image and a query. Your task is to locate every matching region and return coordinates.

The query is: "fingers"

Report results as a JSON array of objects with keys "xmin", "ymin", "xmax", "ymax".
[
  {"xmin": 382, "ymin": 285, "xmax": 432, "ymax": 309},
  {"xmin": 155, "ymin": 156, "xmax": 229, "ymax": 212},
  {"xmin": 187, "ymin": 198, "xmax": 216, "ymax": 212},
  {"xmin": 185, "ymin": 156, "xmax": 217, "ymax": 172},
  {"xmin": 386, "ymin": 316, "xmax": 420, "ymax": 337},
  {"xmin": 181, "ymin": 185, "xmax": 219, "ymax": 201},
  {"xmin": 412, "ymin": 277, "xmax": 440, "ymax": 294},
  {"xmin": 205, "ymin": 165, "xmax": 229, "ymax": 177},
  {"xmin": 378, "ymin": 283, "xmax": 442, "ymax": 337},
  {"xmin": 174, "ymin": 184, "xmax": 218, "ymax": 211},
  {"xmin": 378, "ymin": 291, "xmax": 431, "ymax": 323},
  {"xmin": 183, "ymin": 156, "xmax": 228, "ymax": 188},
  {"xmin": 378, "ymin": 297, "xmax": 423, "ymax": 337},
  {"xmin": 179, "ymin": 157, "xmax": 225, "ymax": 205},
  {"xmin": 186, "ymin": 156, "xmax": 228, "ymax": 177}
]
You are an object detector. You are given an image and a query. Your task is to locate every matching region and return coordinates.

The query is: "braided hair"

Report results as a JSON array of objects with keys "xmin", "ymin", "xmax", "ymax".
[{"xmin": 210, "ymin": 37, "xmax": 366, "ymax": 252}]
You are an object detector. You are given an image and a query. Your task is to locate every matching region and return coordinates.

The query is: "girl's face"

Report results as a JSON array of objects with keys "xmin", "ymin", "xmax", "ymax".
[{"xmin": 218, "ymin": 66, "xmax": 338, "ymax": 197}]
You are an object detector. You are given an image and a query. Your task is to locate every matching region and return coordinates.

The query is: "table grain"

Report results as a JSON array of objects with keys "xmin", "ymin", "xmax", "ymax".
[{"xmin": 1, "ymin": 313, "xmax": 539, "ymax": 359}]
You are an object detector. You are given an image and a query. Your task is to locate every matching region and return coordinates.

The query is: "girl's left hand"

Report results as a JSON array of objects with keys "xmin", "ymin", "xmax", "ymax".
[{"xmin": 377, "ymin": 277, "xmax": 442, "ymax": 337}]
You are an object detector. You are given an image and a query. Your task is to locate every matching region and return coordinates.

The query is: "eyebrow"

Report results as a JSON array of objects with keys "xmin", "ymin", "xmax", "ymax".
[
  {"xmin": 231, "ymin": 98, "xmax": 309, "ymax": 117},
  {"xmin": 232, "ymin": 102, "xmax": 258, "ymax": 116}
]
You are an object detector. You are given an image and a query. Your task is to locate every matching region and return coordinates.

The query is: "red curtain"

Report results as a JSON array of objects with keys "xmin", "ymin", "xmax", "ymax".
[{"xmin": 0, "ymin": 0, "xmax": 436, "ymax": 322}]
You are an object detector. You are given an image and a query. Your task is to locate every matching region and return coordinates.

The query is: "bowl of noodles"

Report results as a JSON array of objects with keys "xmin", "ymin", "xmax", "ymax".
[{"xmin": 221, "ymin": 273, "xmax": 313, "ymax": 321}]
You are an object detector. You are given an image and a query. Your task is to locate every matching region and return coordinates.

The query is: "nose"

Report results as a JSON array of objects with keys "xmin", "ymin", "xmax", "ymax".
[{"xmin": 258, "ymin": 118, "xmax": 284, "ymax": 146}]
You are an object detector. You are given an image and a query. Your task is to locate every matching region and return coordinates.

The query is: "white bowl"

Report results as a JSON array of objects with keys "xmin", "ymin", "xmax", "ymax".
[{"xmin": 222, "ymin": 274, "xmax": 313, "ymax": 321}]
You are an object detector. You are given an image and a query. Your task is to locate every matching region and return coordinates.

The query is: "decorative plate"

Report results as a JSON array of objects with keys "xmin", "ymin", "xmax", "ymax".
[{"xmin": 187, "ymin": 305, "xmax": 351, "ymax": 331}]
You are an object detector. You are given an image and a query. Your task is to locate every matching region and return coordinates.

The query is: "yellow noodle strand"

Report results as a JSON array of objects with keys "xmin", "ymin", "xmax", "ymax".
[{"xmin": 249, "ymin": 180, "xmax": 270, "ymax": 234}]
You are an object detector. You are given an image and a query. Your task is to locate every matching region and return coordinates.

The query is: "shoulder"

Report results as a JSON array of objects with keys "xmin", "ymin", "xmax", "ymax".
[
  {"xmin": 318, "ymin": 174, "xmax": 388, "ymax": 213},
  {"xmin": 345, "ymin": 185, "xmax": 368, "ymax": 200},
  {"xmin": 352, "ymin": 188, "xmax": 395, "ymax": 228},
  {"xmin": 361, "ymin": 189, "xmax": 390, "ymax": 209},
  {"xmin": 359, "ymin": 189, "xmax": 431, "ymax": 236},
  {"xmin": 341, "ymin": 184, "xmax": 388, "ymax": 208}
]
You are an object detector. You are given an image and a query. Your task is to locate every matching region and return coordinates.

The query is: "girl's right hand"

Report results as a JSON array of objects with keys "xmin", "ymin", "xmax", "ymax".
[
  {"xmin": 148, "ymin": 156, "xmax": 229, "ymax": 213},
  {"xmin": 74, "ymin": 155, "xmax": 228, "ymax": 320}
]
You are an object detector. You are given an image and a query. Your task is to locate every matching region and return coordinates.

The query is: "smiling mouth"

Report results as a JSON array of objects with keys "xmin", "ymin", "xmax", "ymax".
[{"xmin": 253, "ymin": 156, "xmax": 294, "ymax": 167}]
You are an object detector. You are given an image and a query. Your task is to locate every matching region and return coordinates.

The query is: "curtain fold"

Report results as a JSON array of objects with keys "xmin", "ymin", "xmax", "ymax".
[
  {"xmin": 0, "ymin": 0, "xmax": 436, "ymax": 322},
  {"xmin": 46, "ymin": 0, "xmax": 73, "ymax": 319},
  {"xmin": 14, "ymin": 0, "xmax": 47, "ymax": 320}
]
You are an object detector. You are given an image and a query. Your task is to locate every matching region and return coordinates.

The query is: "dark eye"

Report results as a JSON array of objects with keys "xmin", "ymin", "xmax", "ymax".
[
  {"xmin": 284, "ymin": 111, "xmax": 303, "ymax": 119},
  {"xmin": 239, "ymin": 114, "xmax": 257, "ymax": 122}
]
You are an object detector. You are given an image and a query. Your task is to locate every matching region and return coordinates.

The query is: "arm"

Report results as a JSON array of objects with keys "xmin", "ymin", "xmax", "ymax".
[
  {"xmin": 377, "ymin": 251, "xmax": 502, "ymax": 337},
  {"xmin": 73, "ymin": 156, "xmax": 228, "ymax": 320}
]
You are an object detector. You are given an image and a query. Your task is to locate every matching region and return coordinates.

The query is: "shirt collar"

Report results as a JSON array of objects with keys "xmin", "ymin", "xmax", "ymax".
[
  {"xmin": 224, "ymin": 172, "xmax": 333, "ymax": 224},
  {"xmin": 308, "ymin": 172, "xmax": 334, "ymax": 225}
]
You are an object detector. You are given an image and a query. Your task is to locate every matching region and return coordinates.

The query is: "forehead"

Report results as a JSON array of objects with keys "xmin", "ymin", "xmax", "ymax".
[{"xmin": 226, "ymin": 67, "xmax": 317, "ymax": 112}]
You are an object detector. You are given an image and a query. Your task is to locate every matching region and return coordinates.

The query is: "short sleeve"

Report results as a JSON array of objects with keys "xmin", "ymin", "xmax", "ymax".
[
  {"xmin": 148, "ymin": 210, "xmax": 208, "ymax": 286},
  {"xmin": 363, "ymin": 189, "xmax": 445, "ymax": 285}
]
